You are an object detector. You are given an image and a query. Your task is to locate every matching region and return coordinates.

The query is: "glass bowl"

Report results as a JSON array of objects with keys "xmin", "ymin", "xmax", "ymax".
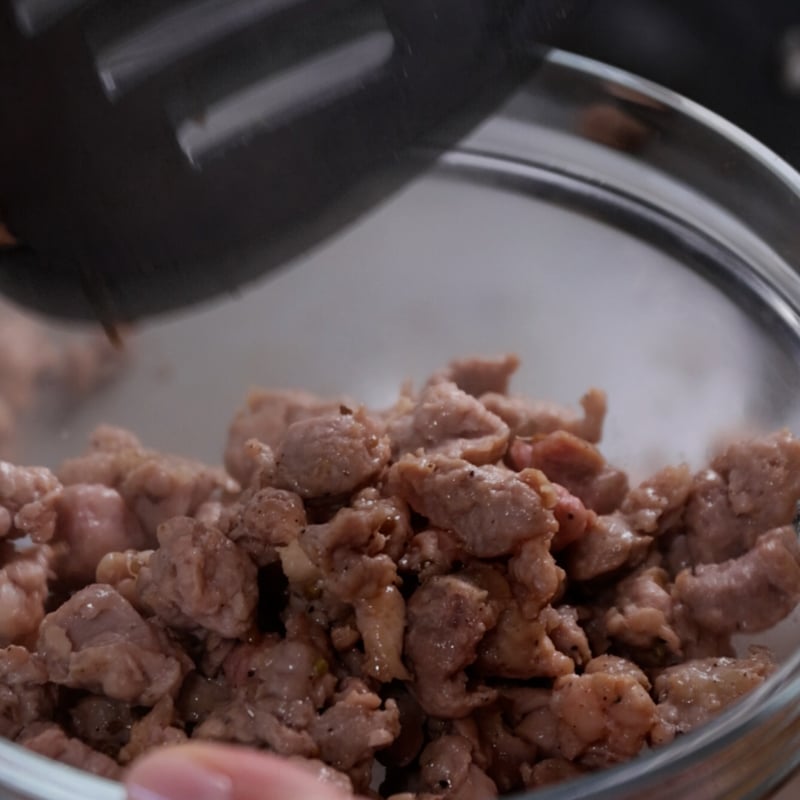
[{"xmin": 4, "ymin": 48, "xmax": 800, "ymax": 800}]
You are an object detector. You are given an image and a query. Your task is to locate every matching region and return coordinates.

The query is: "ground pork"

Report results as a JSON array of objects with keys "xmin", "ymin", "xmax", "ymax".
[
  {"xmin": 37, "ymin": 584, "xmax": 189, "ymax": 706},
  {"xmin": 387, "ymin": 381, "xmax": 509, "ymax": 465},
  {"xmin": 1, "ymin": 354, "xmax": 798, "ymax": 799},
  {"xmin": 136, "ymin": 517, "xmax": 258, "ymax": 639}
]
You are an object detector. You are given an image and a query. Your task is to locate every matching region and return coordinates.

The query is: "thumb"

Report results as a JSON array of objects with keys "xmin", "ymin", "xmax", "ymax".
[{"xmin": 125, "ymin": 743, "xmax": 355, "ymax": 800}]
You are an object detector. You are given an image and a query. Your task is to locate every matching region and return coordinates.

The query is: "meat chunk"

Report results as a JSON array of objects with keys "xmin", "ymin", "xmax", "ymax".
[
  {"xmin": 299, "ymin": 498, "xmax": 410, "ymax": 682},
  {"xmin": 550, "ymin": 485, "xmax": 595, "ymax": 551},
  {"xmin": 37, "ymin": 584, "xmax": 188, "ymax": 706},
  {"xmin": 509, "ymin": 431, "xmax": 628, "ymax": 514},
  {"xmin": 0, "ymin": 461, "xmax": 61, "ymax": 542},
  {"xmin": 388, "ymin": 454, "xmax": 556, "ymax": 558},
  {"xmin": 651, "ymin": 649, "xmax": 775, "ymax": 744},
  {"xmin": 508, "ymin": 536, "xmax": 564, "ymax": 618},
  {"xmin": 550, "ymin": 671, "xmax": 657, "ymax": 767},
  {"xmin": 540, "ymin": 606, "xmax": 592, "ymax": 668},
  {"xmin": 405, "ymin": 575, "xmax": 498, "ymax": 718},
  {"xmin": 309, "ymin": 679, "xmax": 400, "ymax": 776},
  {"xmin": 604, "ymin": 566, "xmax": 681, "ymax": 658},
  {"xmin": 621, "ymin": 464, "xmax": 692, "ymax": 536},
  {"xmin": 565, "ymin": 513, "xmax": 651, "ymax": 582},
  {"xmin": 387, "ymin": 382, "xmax": 509, "ymax": 464},
  {"xmin": 0, "ymin": 544, "xmax": 51, "ymax": 646},
  {"xmin": 685, "ymin": 431, "xmax": 800, "ymax": 565},
  {"xmin": 299, "ymin": 498, "xmax": 408, "ymax": 603},
  {"xmin": 481, "ymin": 388, "xmax": 606, "ymax": 444},
  {"xmin": 674, "ymin": 526, "xmax": 800, "ymax": 634},
  {"xmin": 431, "ymin": 354, "xmax": 520, "ymax": 398},
  {"xmin": 584, "ymin": 655, "xmax": 650, "ymax": 690},
  {"xmin": 418, "ymin": 735, "xmax": 498, "ymax": 800},
  {"xmin": 467, "ymin": 566, "xmax": 572, "ymax": 679},
  {"xmin": 196, "ymin": 635, "xmax": 336, "ymax": 759},
  {"xmin": 119, "ymin": 696, "xmax": 187, "ymax": 764},
  {"xmin": 95, "ymin": 548, "xmax": 153, "ymax": 610},
  {"xmin": 354, "ymin": 586, "xmax": 410, "ymax": 683},
  {"xmin": 0, "ymin": 646, "xmax": 53, "ymax": 739},
  {"xmin": 52, "ymin": 484, "xmax": 148, "ymax": 587},
  {"xmin": 274, "ymin": 407, "xmax": 390, "ymax": 499},
  {"xmin": 137, "ymin": 517, "xmax": 257, "ymax": 638},
  {"xmin": 473, "ymin": 707, "xmax": 536, "ymax": 794},
  {"xmin": 399, "ymin": 528, "xmax": 466, "ymax": 581},
  {"xmin": 227, "ymin": 487, "xmax": 306, "ymax": 567},
  {"xmin": 59, "ymin": 425, "xmax": 237, "ymax": 537},
  {"xmin": 225, "ymin": 389, "xmax": 349, "ymax": 485},
  {"xmin": 21, "ymin": 725, "xmax": 122, "ymax": 779}
]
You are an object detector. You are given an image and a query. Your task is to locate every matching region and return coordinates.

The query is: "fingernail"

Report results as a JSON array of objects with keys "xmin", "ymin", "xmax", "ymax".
[{"xmin": 127, "ymin": 755, "xmax": 233, "ymax": 800}]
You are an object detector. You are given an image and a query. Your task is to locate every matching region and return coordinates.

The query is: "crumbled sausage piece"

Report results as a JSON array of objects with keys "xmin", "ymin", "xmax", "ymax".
[
  {"xmin": 298, "ymin": 499, "xmax": 410, "ymax": 682},
  {"xmin": 584, "ymin": 655, "xmax": 650, "ymax": 690},
  {"xmin": 0, "ymin": 461, "xmax": 61, "ymax": 542},
  {"xmin": 196, "ymin": 634, "xmax": 339, "ymax": 761},
  {"xmin": 0, "ymin": 544, "xmax": 51, "ymax": 646},
  {"xmin": 387, "ymin": 381, "xmax": 509, "ymax": 465},
  {"xmin": 354, "ymin": 585, "xmax": 410, "ymax": 682},
  {"xmin": 550, "ymin": 485, "xmax": 596, "ymax": 551},
  {"xmin": 431, "ymin": 354, "xmax": 520, "ymax": 398},
  {"xmin": 550, "ymin": 671, "xmax": 657, "ymax": 767},
  {"xmin": 119, "ymin": 696, "xmax": 187, "ymax": 764},
  {"xmin": 467, "ymin": 565, "xmax": 572, "ymax": 679},
  {"xmin": 227, "ymin": 487, "xmax": 306, "ymax": 567},
  {"xmin": 399, "ymin": 528, "xmax": 466, "ymax": 580},
  {"xmin": 388, "ymin": 454, "xmax": 556, "ymax": 558},
  {"xmin": 651, "ymin": 648, "xmax": 775, "ymax": 745},
  {"xmin": 621, "ymin": 464, "xmax": 692, "ymax": 536},
  {"xmin": 482, "ymin": 388, "xmax": 606, "ymax": 444},
  {"xmin": 418, "ymin": 735, "xmax": 498, "ymax": 800},
  {"xmin": 474, "ymin": 706, "xmax": 536, "ymax": 793},
  {"xmin": 274, "ymin": 407, "xmax": 390, "ymax": 499},
  {"xmin": 674, "ymin": 526, "xmax": 800, "ymax": 634},
  {"xmin": 565, "ymin": 513, "xmax": 652, "ymax": 582},
  {"xmin": 52, "ymin": 484, "xmax": 148, "ymax": 587},
  {"xmin": 0, "ymin": 646, "xmax": 53, "ymax": 739},
  {"xmin": 310, "ymin": 679, "xmax": 400, "ymax": 776},
  {"xmin": 604, "ymin": 566, "xmax": 682, "ymax": 658},
  {"xmin": 95, "ymin": 549, "xmax": 153, "ymax": 610},
  {"xmin": 37, "ymin": 584, "xmax": 188, "ymax": 706},
  {"xmin": 509, "ymin": 431, "xmax": 628, "ymax": 514},
  {"xmin": 405, "ymin": 576, "xmax": 498, "ymax": 718},
  {"xmin": 137, "ymin": 517, "xmax": 257, "ymax": 639},
  {"xmin": 540, "ymin": 606, "xmax": 592, "ymax": 669},
  {"xmin": 685, "ymin": 431, "xmax": 800, "ymax": 565},
  {"xmin": 59, "ymin": 426, "xmax": 237, "ymax": 538},
  {"xmin": 225, "ymin": 389, "xmax": 349, "ymax": 485},
  {"xmin": 508, "ymin": 536, "xmax": 565, "ymax": 619}
]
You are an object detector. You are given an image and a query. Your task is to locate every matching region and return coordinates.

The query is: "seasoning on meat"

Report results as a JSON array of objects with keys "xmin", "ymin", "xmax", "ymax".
[{"xmin": 1, "ymin": 353, "xmax": 799, "ymax": 798}]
